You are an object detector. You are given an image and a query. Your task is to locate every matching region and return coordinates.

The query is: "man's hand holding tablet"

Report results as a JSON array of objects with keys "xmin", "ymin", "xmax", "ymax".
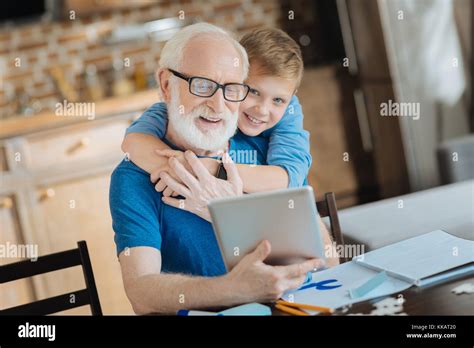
[{"xmin": 224, "ymin": 239, "xmax": 324, "ymax": 302}]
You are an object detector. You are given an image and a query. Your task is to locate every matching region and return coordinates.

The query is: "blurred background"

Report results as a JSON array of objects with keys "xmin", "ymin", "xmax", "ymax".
[{"xmin": 0, "ymin": 0, "xmax": 472, "ymax": 314}]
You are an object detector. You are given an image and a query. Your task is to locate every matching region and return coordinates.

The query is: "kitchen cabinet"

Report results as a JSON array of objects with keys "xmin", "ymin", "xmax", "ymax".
[
  {"xmin": 0, "ymin": 90, "xmax": 159, "ymax": 314},
  {"xmin": 0, "ymin": 194, "xmax": 35, "ymax": 309},
  {"xmin": 32, "ymin": 174, "xmax": 130, "ymax": 314},
  {"xmin": 0, "ymin": 115, "xmax": 134, "ymax": 314},
  {"xmin": 22, "ymin": 119, "xmax": 130, "ymax": 171}
]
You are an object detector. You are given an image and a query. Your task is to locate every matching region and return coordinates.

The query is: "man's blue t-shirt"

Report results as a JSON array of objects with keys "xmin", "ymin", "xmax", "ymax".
[{"xmin": 109, "ymin": 132, "xmax": 267, "ymax": 277}]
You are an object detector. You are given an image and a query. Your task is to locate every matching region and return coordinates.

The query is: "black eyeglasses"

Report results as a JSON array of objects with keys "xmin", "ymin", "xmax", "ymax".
[{"xmin": 168, "ymin": 69, "xmax": 250, "ymax": 102}]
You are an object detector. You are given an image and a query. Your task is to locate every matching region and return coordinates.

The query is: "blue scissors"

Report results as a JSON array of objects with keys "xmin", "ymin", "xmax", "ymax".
[{"xmin": 299, "ymin": 279, "xmax": 342, "ymax": 291}]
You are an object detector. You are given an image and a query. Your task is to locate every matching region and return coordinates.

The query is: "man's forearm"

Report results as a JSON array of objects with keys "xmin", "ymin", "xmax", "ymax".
[{"xmin": 127, "ymin": 272, "xmax": 240, "ymax": 314}]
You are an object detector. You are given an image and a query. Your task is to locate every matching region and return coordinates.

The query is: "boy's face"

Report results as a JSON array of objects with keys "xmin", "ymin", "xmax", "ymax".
[{"xmin": 238, "ymin": 63, "xmax": 297, "ymax": 137}]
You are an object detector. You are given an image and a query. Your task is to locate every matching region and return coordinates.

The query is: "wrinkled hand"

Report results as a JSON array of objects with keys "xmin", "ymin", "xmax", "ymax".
[
  {"xmin": 151, "ymin": 149, "xmax": 190, "ymax": 197},
  {"xmin": 227, "ymin": 240, "xmax": 325, "ymax": 303},
  {"xmin": 159, "ymin": 150, "xmax": 243, "ymax": 222}
]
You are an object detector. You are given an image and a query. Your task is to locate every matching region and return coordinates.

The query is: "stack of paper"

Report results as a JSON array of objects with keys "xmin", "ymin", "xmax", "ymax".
[
  {"xmin": 353, "ymin": 230, "xmax": 474, "ymax": 286},
  {"xmin": 282, "ymin": 230, "xmax": 473, "ymax": 313}
]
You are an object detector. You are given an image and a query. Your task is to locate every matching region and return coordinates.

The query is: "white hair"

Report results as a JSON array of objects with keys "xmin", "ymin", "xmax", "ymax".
[{"xmin": 158, "ymin": 22, "xmax": 249, "ymax": 80}]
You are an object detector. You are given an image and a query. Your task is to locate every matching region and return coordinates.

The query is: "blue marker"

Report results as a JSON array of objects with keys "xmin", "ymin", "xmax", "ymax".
[{"xmin": 177, "ymin": 309, "xmax": 220, "ymax": 316}]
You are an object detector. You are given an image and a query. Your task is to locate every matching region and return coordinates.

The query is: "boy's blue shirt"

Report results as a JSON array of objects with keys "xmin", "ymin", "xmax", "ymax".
[{"xmin": 126, "ymin": 95, "xmax": 311, "ymax": 187}]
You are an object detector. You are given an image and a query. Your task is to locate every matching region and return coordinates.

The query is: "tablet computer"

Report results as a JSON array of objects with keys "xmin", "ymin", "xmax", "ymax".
[{"xmin": 208, "ymin": 186, "xmax": 325, "ymax": 271}]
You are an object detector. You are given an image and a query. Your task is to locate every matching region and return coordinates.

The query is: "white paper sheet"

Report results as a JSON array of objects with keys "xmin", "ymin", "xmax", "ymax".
[{"xmin": 282, "ymin": 261, "xmax": 412, "ymax": 312}]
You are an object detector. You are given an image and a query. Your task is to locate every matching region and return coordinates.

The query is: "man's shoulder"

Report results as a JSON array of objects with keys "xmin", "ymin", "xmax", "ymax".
[
  {"xmin": 110, "ymin": 160, "xmax": 158, "ymax": 199},
  {"xmin": 109, "ymin": 159, "xmax": 164, "ymax": 256}
]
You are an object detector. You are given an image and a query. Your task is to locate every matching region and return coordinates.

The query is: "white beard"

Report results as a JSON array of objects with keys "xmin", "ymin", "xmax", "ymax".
[{"xmin": 167, "ymin": 81, "xmax": 238, "ymax": 152}]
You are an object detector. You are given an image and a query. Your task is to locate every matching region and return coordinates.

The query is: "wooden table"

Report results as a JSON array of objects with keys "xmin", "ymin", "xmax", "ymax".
[{"xmin": 272, "ymin": 275, "xmax": 474, "ymax": 315}]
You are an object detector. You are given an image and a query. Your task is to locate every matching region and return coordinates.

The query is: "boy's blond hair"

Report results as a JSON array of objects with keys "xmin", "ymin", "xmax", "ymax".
[{"xmin": 240, "ymin": 28, "xmax": 304, "ymax": 88}]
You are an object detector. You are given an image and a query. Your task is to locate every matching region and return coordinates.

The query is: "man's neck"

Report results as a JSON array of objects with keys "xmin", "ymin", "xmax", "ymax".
[{"xmin": 165, "ymin": 126, "xmax": 227, "ymax": 157}]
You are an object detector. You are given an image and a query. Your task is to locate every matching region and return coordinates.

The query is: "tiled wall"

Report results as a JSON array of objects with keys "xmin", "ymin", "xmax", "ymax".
[{"xmin": 0, "ymin": 0, "xmax": 281, "ymax": 120}]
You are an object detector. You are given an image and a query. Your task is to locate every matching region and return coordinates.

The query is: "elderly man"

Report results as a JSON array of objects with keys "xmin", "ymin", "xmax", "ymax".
[{"xmin": 109, "ymin": 23, "xmax": 336, "ymax": 315}]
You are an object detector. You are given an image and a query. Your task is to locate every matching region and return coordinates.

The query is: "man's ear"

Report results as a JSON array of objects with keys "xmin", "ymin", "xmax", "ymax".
[{"xmin": 157, "ymin": 69, "xmax": 171, "ymax": 102}]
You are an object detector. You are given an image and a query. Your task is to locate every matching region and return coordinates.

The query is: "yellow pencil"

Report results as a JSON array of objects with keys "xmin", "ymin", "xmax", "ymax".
[
  {"xmin": 275, "ymin": 303, "xmax": 309, "ymax": 316},
  {"xmin": 276, "ymin": 300, "xmax": 334, "ymax": 314}
]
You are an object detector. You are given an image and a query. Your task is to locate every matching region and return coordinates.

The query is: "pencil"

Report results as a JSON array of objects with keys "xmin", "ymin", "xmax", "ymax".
[
  {"xmin": 276, "ymin": 300, "xmax": 334, "ymax": 314},
  {"xmin": 275, "ymin": 303, "xmax": 309, "ymax": 316}
]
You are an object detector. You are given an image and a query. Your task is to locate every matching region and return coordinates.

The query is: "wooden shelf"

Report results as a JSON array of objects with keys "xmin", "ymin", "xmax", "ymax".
[{"xmin": 0, "ymin": 89, "xmax": 160, "ymax": 139}]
